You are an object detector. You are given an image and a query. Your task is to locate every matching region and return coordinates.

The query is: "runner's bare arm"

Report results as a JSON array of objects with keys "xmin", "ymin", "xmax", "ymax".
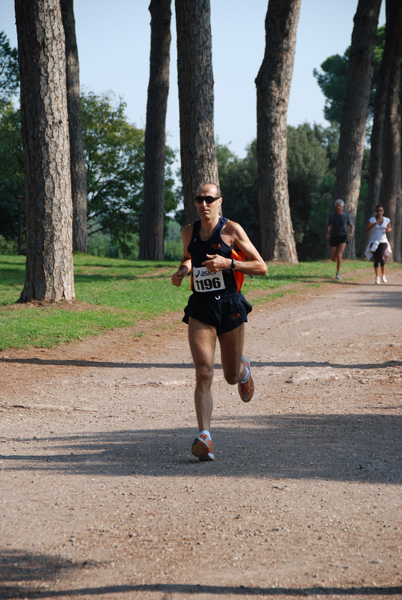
[
  {"xmin": 203, "ymin": 221, "xmax": 267, "ymax": 276},
  {"xmin": 171, "ymin": 225, "xmax": 192, "ymax": 287}
]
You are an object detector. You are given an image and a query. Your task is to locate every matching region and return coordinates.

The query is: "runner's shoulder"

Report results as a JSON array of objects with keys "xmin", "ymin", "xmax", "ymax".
[
  {"xmin": 181, "ymin": 223, "xmax": 193, "ymax": 242},
  {"xmin": 222, "ymin": 218, "xmax": 244, "ymax": 236}
]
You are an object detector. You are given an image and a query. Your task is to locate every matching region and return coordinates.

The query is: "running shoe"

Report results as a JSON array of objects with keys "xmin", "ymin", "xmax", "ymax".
[
  {"xmin": 238, "ymin": 356, "xmax": 254, "ymax": 403},
  {"xmin": 381, "ymin": 275, "xmax": 387, "ymax": 283},
  {"xmin": 191, "ymin": 434, "xmax": 214, "ymax": 461},
  {"xmin": 335, "ymin": 273, "xmax": 341, "ymax": 280},
  {"xmin": 375, "ymin": 276, "xmax": 381, "ymax": 284}
]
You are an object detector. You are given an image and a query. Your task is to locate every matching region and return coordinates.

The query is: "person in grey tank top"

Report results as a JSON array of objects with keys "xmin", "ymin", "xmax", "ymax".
[{"xmin": 326, "ymin": 199, "xmax": 354, "ymax": 280}]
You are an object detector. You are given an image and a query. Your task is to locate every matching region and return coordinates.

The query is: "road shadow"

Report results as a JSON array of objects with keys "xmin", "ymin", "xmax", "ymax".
[
  {"xmin": 1, "ymin": 357, "xmax": 400, "ymax": 370},
  {"xmin": 323, "ymin": 281, "xmax": 402, "ymax": 287},
  {"xmin": 356, "ymin": 289, "xmax": 402, "ymax": 310},
  {"xmin": 1, "ymin": 414, "xmax": 400, "ymax": 484},
  {"xmin": 0, "ymin": 549, "xmax": 93, "ymax": 599},
  {"xmin": 1, "ymin": 550, "xmax": 401, "ymax": 598}
]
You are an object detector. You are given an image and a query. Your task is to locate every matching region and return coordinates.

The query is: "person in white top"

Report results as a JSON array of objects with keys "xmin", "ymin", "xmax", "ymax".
[{"xmin": 365, "ymin": 204, "xmax": 392, "ymax": 284}]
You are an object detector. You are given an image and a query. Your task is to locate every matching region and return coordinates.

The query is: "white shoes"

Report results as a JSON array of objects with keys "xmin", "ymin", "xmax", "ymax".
[
  {"xmin": 335, "ymin": 273, "xmax": 341, "ymax": 280},
  {"xmin": 381, "ymin": 275, "xmax": 387, "ymax": 283},
  {"xmin": 375, "ymin": 276, "xmax": 381, "ymax": 284}
]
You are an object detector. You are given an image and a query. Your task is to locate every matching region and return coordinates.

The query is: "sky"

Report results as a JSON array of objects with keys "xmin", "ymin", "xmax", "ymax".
[{"xmin": 1, "ymin": 0, "xmax": 386, "ymax": 162}]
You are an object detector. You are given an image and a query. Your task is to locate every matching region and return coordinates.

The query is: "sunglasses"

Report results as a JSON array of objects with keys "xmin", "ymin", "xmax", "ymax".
[
  {"xmin": 376, "ymin": 209, "xmax": 384, "ymax": 213},
  {"xmin": 194, "ymin": 195, "xmax": 221, "ymax": 204}
]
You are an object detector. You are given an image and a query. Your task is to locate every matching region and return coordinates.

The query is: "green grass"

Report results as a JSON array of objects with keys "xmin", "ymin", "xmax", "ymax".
[{"xmin": 0, "ymin": 253, "xmax": 398, "ymax": 350}]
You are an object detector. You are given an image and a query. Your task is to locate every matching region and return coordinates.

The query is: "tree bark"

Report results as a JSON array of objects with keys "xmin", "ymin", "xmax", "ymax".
[
  {"xmin": 334, "ymin": 0, "xmax": 382, "ymax": 258},
  {"xmin": 360, "ymin": 0, "xmax": 402, "ymax": 260},
  {"xmin": 61, "ymin": 0, "xmax": 88, "ymax": 254},
  {"xmin": 379, "ymin": 0, "xmax": 402, "ymax": 261},
  {"xmin": 139, "ymin": 0, "xmax": 171, "ymax": 260},
  {"xmin": 175, "ymin": 0, "xmax": 219, "ymax": 225},
  {"xmin": 256, "ymin": 0, "xmax": 300, "ymax": 263},
  {"xmin": 15, "ymin": 0, "xmax": 75, "ymax": 302}
]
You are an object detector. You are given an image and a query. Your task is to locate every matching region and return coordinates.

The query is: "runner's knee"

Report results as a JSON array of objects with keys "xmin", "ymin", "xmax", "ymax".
[
  {"xmin": 224, "ymin": 373, "xmax": 239, "ymax": 385},
  {"xmin": 195, "ymin": 364, "xmax": 214, "ymax": 387},
  {"xmin": 223, "ymin": 366, "xmax": 241, "ymax": 386}
]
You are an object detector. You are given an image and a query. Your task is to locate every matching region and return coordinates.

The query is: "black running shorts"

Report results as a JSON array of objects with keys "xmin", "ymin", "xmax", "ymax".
[
  {"xmin": 182, "ymin": 292, "xmax": 252, "ymax": 335},
  {"xmin": 330, "ymin": 235, "xmax": 348, "ymax": 247}
]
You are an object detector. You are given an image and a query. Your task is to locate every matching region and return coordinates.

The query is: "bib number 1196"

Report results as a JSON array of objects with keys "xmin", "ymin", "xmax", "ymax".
[{"xmin": 193, "ymin": 267, "xmax": 225, "ymax": 292}]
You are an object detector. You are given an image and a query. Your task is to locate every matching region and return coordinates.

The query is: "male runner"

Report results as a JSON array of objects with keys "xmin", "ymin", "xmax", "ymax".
[
  {"xmin": 172, "ymin": 182, "xmax": 267, "ymax": 461},
  {"xmin": 326, "ymin": 199, "xmax": 354, "ymax": 280}
]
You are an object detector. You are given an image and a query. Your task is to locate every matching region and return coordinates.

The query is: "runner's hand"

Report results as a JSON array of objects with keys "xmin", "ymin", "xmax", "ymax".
[
  {"xmin": 172, "ymin": 267, "xmax": 188, "ymax": 287},
  {"xmin": 202, "ymin": 254, "xmax": 230, "ymax": 273}
]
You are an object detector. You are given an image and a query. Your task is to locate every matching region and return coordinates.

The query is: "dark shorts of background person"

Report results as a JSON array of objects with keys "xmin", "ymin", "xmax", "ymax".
[
  {"xmin": 372, "ymin": 242, "xmax": 388, "ymax": 268},
  {"xmin": 330, "ymin": 235, "xmax": 348, "ymax": 247},
  {"xmin": 183, "ymin": 292, "xmax": 252, "ymax": 335}
]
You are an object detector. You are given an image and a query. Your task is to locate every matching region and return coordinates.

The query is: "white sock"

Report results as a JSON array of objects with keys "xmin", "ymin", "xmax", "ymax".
[
  {"xmin": 199, "ymin": 429, "xmax": 211, "ymax": 440},
  {"xmin": 241, "ymin": 365, "xmax": 250, "ymax": 383}
]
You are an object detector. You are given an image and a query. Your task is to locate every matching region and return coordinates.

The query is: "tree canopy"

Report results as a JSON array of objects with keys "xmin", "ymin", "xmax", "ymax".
[
  {"xmin": 82, "ymin": 91, "xmax": 179, "ymax": 247},
  {"xmin": 313, "ymin": 25, "xmax": 385, "ymax": 125},
  {"xmin": 216, "ymin": 123, "xmax": 353, "ymax": 261},
  {"xmin": 0, "ymin": 32, "xmax": 19, "ymax": 107},
  {"xmin": 0, "ymin": 102, "xmax": 24, "ymax": 244},
  {"xmin": 0, "ymin": 88, "xmax": 180, "ymax": 256}
]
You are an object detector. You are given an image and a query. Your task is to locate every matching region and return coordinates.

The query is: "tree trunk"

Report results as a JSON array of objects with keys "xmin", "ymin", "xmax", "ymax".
[
  {"xmin": 15, "ymin": 0, "xmax": 75, "ymax": 302},
  {"xmin": 360, "ymin": 0, "xmax": 402, "ymax": 260},
  {"xmin": 175, "ymin": 0, "xmax": 219, "ymax": 225},
  {"xmin": 256, "ymin": 0, "xmax": 300, "ymax": 263},
  {"xmin": 379, "ymin": 0, "xmax": 402, "ymax": 261},
  {"xmin": 139, "ymin": 0, "xmax": 171, "ymax": 260},
  {"xmin": 359, "ymin": 73, "xmax": 387, "ymax": 255},
  {"xmin": 334, "ymin": 0, "xmax": 382, "ymax": 259},
  {"xmin": 61, "ymin": 0, "xmax": 88, "ymax": 254}
]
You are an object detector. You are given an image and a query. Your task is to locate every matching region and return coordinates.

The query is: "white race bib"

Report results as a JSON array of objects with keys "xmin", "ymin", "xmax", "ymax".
[{"xmin": 193, "ymin": 267, "xmax": 225, "ymax": 293}]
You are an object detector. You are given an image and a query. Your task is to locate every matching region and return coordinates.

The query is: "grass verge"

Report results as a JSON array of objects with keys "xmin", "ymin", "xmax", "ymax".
[{"xmin": 0, "ymin": 253, "xmax": 398, "ymax": 350}]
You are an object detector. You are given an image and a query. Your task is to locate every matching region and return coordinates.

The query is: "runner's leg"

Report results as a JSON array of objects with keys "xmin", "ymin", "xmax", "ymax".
[
  {"xmin": 188, "ymin": 317, "xmax": 217, "ymax": 432},
  {"xmin": 336, "ymin": 242, "xmax": 347, "ymax": 273},
  {"xmin": 218, "ymin": 323, "xmax": 246, "ymax": 385}
]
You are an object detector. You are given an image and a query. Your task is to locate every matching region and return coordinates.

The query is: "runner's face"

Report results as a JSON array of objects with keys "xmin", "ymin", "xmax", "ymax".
[
  {"xmin": 335, "ymin": 203, "xmax": 343, "ymax": 214},
  {"xmin": 195, "ymin": 185, "xmax": 222, "ymax": 219}
]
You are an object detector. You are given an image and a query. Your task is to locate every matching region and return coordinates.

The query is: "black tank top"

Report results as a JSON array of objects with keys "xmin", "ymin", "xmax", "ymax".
[{"xmin": 187, "ymin": 217, "xmax": 245, "ymax": 295}]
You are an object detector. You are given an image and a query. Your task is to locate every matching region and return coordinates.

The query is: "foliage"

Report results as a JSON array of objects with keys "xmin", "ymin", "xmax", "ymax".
[
  {"xmin": 82, "ymin": 91, "xmax": 145, "ymax": 236},
  {"xmin": 88, "ymin": 228, "xmax": 140, "ymax": 259},
  {"xmin": 0, "ymin": 102, "xmax": 25, "ymax": 245},
  {"xmin": 0, "ymin": 234, "xmax": 16, "ymax": 254},
  {"xmin": 0, "ymin": 33, "xmax": 23, "ymax": 245},
  {"xmin": 313, "ymin": 51, "xmax": 349, "ymax": 124},
  {"xmin": 0, "ymin": 253, "xmax": 383, "ymax": 349},
  {"xmin": 164, "ymin": 221, "xmax": 183, "ymax": 261},
  {"xmin": 313, "ymin": 25, "xmax": 385, "ymax": 125},
  {"xmin": 0, "ymin": 89, "xmax": 180, "ymax": 255},
  {"xmin": 81, "ymin": 91, "xmax": 180, "ymax": 253},
  {"xmin": 216, "ymin": 140, "xmax": 260, "ymax": 249},
  {"xmin": 287, "ymin": 123, "xmax": 332, "ymax": 260},
  {"xmin": 0, "ymin": 32, "xmax": 19, "ymax": 107},
  {"xmin": 217, "ymin": 124, "xmax": 342, "ymax": 261}
]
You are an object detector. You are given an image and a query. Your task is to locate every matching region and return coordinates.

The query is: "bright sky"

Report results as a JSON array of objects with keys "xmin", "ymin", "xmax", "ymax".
[{"xmin": 1, "ymin": 0, "xmax": 386, "ymax": 160}]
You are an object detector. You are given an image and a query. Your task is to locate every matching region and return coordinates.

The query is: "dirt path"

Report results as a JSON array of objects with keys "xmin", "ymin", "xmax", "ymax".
[{"xmin": 0, "ymin": 268, "xmax": 401, "ymax": 600}]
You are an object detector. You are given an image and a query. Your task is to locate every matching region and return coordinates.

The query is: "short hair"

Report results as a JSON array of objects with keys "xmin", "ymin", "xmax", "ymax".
[
  {"xmin": 335, "ymin": 199, "xmax": 344, "ymax": 207},
  {"xmin": 197, "ymin": 182, "xmax": 221, "ymax": 197}
]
